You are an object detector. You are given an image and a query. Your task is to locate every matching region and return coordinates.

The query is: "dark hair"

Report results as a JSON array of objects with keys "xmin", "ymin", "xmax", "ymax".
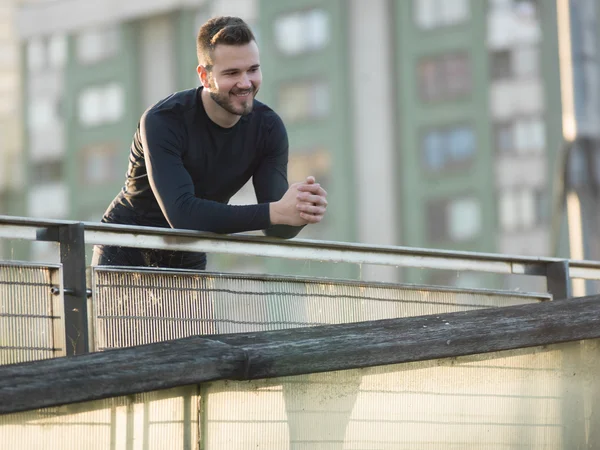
[{"xmin": 197, "ymin": 16, "xmax": 255, "ymax": 67}]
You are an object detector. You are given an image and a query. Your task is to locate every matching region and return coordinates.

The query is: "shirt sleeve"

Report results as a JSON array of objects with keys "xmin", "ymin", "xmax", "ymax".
[
  {"xmin": 141, "ymin": 110, "xmax": 271, "ymax": 234},
  {"xmin": 252, "ymin": 113, "xmax": 304, "ymax": 239}
]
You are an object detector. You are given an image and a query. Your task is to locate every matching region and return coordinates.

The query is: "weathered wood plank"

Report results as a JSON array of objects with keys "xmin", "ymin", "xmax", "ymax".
[
  {"xmin": 2, "ymin": 294, "xmax": 600, "ymax": 415},
  {"xmin": 0, "ymin": 338, "xmax": 246, "ymax": 415},
  {"xmin": 220, "ymin": 293, "xmax": 600, "ymax": 379}
]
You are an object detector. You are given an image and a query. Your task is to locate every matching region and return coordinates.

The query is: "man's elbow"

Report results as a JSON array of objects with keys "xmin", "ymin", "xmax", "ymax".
[{"xmin": 263, "ymin": 225, "xmax": 304, "ymax": 239}]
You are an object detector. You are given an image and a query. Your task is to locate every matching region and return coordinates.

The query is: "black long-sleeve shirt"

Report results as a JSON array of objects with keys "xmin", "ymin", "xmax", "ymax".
[{"xmin": 101, "ymin": 87, "xmax": 302, "ymax": 239}]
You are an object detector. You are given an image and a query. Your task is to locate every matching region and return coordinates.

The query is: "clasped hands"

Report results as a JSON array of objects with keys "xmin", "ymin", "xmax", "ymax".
[{"xmin": 270, "ymin": 176, "xmax": 328, "ymax": 227}]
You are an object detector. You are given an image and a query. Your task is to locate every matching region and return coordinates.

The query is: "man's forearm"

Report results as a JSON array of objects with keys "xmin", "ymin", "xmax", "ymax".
[{"xmin": 263, "ymin": 224, "xmax": 305, "ymax": 239}]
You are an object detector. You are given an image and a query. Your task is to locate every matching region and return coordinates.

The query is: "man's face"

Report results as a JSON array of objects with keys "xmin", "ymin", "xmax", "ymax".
[{"xmin": 201, "ymin": 41, "xmax": 262, "ymax": 116}]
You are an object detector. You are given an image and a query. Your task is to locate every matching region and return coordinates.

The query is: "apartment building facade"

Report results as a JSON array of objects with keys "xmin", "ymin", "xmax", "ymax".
[{"xmin": 13, "ymin": 0, "xmax": 570, "ymax": 288}]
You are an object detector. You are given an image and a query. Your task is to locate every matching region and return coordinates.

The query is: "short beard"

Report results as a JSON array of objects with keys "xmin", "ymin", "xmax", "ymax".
[{"xmin": 208, "ymin": 77, "xmax": 256, "ymax": 116}]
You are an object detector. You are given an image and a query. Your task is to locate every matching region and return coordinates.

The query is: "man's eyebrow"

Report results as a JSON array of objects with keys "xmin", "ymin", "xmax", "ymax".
[{"xmin": 220, "ymin": 64, "xmax": 260, "ymax": 74}]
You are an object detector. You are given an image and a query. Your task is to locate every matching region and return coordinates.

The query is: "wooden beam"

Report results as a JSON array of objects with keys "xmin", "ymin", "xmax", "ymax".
[
  {"xmin": 2, "ymin": 294, "xmax": 600, "ymax": 415},
  {"xmin": 0, "ymin": 338, "xmax": 246, "ymax": 415}
]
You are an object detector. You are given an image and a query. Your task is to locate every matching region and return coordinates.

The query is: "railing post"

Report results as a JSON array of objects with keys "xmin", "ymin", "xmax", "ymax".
[
  {"xmin": 58, "ymin": 223, "xmax": 89, "ymax": 355},
  {"xmin": 546, "ymin": 260, "xmax": 572, "ymax": 300}
]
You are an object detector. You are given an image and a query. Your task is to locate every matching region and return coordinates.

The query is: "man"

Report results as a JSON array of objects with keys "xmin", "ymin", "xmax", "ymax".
[{"xmin": 92, "ymin": 16, "xmax": 328, "ymax": 269}]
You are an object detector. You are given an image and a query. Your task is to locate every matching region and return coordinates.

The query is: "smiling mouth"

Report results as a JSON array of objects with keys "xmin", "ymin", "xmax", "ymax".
[{"xmin": 232, "ymin": 90, "xmax": 252, "ymax": 97}]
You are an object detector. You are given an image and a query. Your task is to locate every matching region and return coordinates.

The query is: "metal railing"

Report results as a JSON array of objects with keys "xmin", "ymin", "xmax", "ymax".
[{"xmin": 1, "ymin": 214, "xmax": 599, "ymax": 357}]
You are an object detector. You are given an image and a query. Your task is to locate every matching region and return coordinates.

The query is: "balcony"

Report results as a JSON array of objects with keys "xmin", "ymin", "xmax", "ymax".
[{"xmin": 1, "ymin": 215, "xmax": 600, "ymax": 449}]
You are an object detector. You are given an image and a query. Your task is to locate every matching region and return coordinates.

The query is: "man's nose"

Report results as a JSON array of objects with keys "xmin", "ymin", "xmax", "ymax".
[{"xmin": 237, "ymin": 73, "xmax": 252, "ymax": 89}]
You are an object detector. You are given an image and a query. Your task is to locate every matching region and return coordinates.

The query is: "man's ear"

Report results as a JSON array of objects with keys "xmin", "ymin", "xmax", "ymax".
[{"xmin": 197, "ymin": 65, "xmax": 210, "ymax": 88}]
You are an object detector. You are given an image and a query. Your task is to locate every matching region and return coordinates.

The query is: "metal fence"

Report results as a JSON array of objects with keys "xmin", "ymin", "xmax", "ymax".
[
  {"xmin": 90, "ymin": 267, "xmax": 550, "ymax": 349},
  {"xmin": 0, "ymin": 261, "xmax": 65, "ymax": 365},
  {"xmin": 3, "ymin": 213, "xmax": 600, "ymax": 357}
]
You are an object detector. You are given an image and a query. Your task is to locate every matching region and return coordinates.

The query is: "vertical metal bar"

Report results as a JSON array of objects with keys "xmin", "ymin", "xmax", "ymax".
[
  {"xmin": 547, "ymin": 261, "xmax": 585, "ymax": 448},
  {"xmin": 58, "ymin": 223, "xmax": 89, "ymax": 355},
  {"xmin": 183, "ymin": 391, "xmax": 192, "ymax": 450},
  {"xmin": 143, "ymin": 400, "xmax": 150, "ymax": 450},
  {"xmin": 198, "ymin": 385, "xmax": 208, "ymax": 450},
  {"xmin": 546, "ymin": 260, "xmax": 573, "ymax": 300},
  {"xmin": 126, "ymin": 400, "xmax": 135, "ymax": 450},
  {"xmin": 110, "ymin": 404, "xmax": 117, "ymax": 450}
]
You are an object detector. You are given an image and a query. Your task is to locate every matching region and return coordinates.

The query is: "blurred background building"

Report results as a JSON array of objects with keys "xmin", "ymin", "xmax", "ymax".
[
  {"xmin": 2, "ymin": 0, "xmax": 599, "ymax": 290},
  {"xmin": 0, "ymin": 0, "xmax": 23, "ymax": 259}
]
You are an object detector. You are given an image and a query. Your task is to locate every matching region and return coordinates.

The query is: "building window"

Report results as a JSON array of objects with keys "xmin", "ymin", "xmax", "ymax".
[
  {"xmin": 288, "ymin": 148, "xmax": 332, "ymax": 184},
  {"xmin": 31, "ymin": 160, "xmax": 63, "ymax": 185},
  {"xmin": 418, "ymin": 53, "xmax": 471, "ymax": 102},
  {"xmin": 498, "ymin": 188, "xmax": 543, "ymax": 231},
  {"xmin": 28, "ymin": 183, "xmax": 69, "ymax": 219},
  {"xmin": 490, "ymin": 50, "xmax": 512, "ymax": 80},
  {"xmin": 513, "ymin": 46, "xmax": 539, "ymax": 78},
  {"xmin": 494, "ymin": 117, "xmax": 545, "ymax": 155},
  {"xmin": 274, "ymin": 9, "xmax": 329, "ymax": 56},
  {"xmin": 28, "ymin": 97, "xmax": 61, "ymax": 131},
  {"xmin": 427, "ymin": 196, "xmax": 481, "ymax": 242},
  {"xmin": 422, "ymin": 125, "xmax": 476, "ymax": 172},
  {"xmin": 414, "ymin": 0, "xmax": 470, "ymax": 29},
  {"xmin": 27, "ymin": 34, "xmax": 67, "ymax": 71},
  {"xmin": 80, "ymin": 143, "xmax": 121, "ymax": 185},
  {"xmin": 78, "ymin": 83, "xmax": 125, "ymax": 127},
  {"xmin": 75, "ymin": 26, "xmax": 121, "ymax": 65},
  {"xmin": 491, "ymin": 47, "xmax": 539, "ymax": 81},
  {"xmin": 514, "ymin": 0, "xmax": 538, "ymax": 19},
  {"xmin": 278, "ymin": 80, "xmax": 330, "ymax": 123}
]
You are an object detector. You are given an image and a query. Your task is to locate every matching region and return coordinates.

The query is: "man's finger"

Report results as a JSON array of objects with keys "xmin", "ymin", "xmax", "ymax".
[
  {"xmin": 297, "ymin": 203, "xmax": 327, "ymax": 215},
  {"xmin": 297, "ymin": 193, "xmax": 328, "ymax": 206},
  {"xmin": 299, "ymin": 212, "xmax": 323, "ymax": 223},
  {"xmin": 297, "ymin": 183, "xmax": 327, "ymax": 197}
]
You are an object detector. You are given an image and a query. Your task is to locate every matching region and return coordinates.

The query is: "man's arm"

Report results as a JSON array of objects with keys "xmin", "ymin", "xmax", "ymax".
[
  {"xmin": 142, "ymin": 111, "xmax": 272, "ymax": 233},
  {"xmin": 253, "ymin": 114, "xmax": 327, "ymax": 238}
]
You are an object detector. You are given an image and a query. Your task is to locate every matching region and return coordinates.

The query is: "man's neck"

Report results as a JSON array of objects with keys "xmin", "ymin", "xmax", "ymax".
[{"xmin": 201, "ymin": 89, "xmax": 241, "ymax": 128}]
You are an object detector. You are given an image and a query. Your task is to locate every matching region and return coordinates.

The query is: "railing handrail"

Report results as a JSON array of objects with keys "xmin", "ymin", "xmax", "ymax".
[
  {"xmin": 2, "ymin": 293, "xmax": 600, "ymax": 416},
  {"xmin": 2, "ymin": 214, "xmax": 600, "ymax": 280}
]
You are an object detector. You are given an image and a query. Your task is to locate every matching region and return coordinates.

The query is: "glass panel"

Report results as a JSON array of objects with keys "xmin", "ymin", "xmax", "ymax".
[
  {"xmin": 78, "ymin": 88, "xmax": 102, "ymax": 126},
  {"xmin": 519, "ymin": 188, "xmax": 536, "ymax": 228},
  {"xmin": 200, "ymin": 340, "xmax": 599, "ymax": 449},
  {"xmin": 513, "ymin": 45, "xmax": 540, "ymax": 78},
  {"xmin": 76, "ymin": 26, "xmax": 121, "ymax": 65},
  {"xmin": 305, "ymin": 9, "xmax": 329, "ymax": 51},
  {"xmin": 440, "ymin": 0, "xmax": 470, "ymax": 24},
  {"xmin": 47, "ymin": 34, "xmax": 67, "ymax": 69},
  {"xmin": 104, "ymin": 83, "xmax": 125, "ymax": 122},
  {"xmin": 414, "ymin": 0, "xmax": 437, "ymax": 29},
  {"xmin": 0, "ymin": 386, "xmax": 198, "ymax": 450},
  {"xmin": 423, "ymin": 130, "xmax": 445, "ymax": 171},
  {"xmin": 448, "ymin": 197, "xmax": 481, "ymax": 241},
  {"xmin": 444, "ymin": 54, "xmax": 471, "ymax": 97},
  {"xmin": 495, "ymin": 122, "xmax": 514, "ymax": 153},
  {"xmin": 418, "ymin": 59, "xmax": 440, "ymax": 101},
  {"xmin": 26, "ymin": 38, "xmax": 45, "ymax": 71},
  {"xmin": 274, "ymin": 13, "xmax": 305, "ymax": 55},
  {"xmin": 499, "ymin": 190, "xmax": 518, "ymax": 231},
  {"xmin": 448, "ymin": 126, "xmax": 475, "ymax": 161},
  {"xmin": 279, "ymin": 81, "xmax": 330, "ymax": 122}
]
